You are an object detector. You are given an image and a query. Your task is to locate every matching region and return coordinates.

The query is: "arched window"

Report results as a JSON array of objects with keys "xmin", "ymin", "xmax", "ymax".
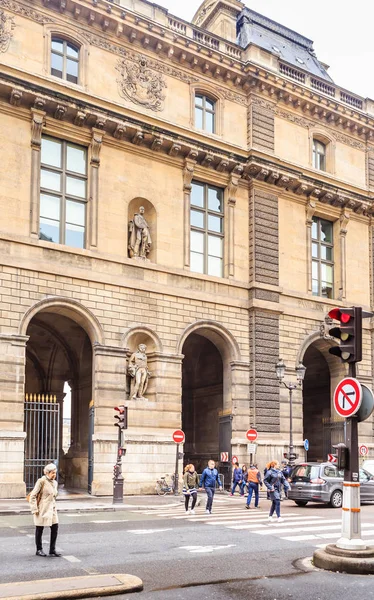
[
  {"xmin": 313, "ymin": 139, "xmax": 326, "ymax": 171},
  {"xmin": 51, "ymin": 37, "xmax": 80, "ymax": 84},
  {"xmin": 195, "ymin": 94, "xmax": 216, "ymax": 134}
]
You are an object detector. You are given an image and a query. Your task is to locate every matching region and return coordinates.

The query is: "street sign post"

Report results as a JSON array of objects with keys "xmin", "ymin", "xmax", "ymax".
[
  {"xmin": 333, "ymin": 377, "xmax": 362, "ymax": 418},
  {"xmin": 246, "ymin": 429, "xmax": 258, "ymax": 442},
  {"xmin": 172, "ymin": 430, "xmax": 185, "ymax": 496},
  {"xmin": 220, "ymin": 452, "xmax": 229, "ymax": 462},
  {"xmin": 247, "ymin": 443, "xmax": 257, "ymax": 454},
  {"xmin": 359, "ymin": 444, "xmax": 369, "ymax": 457},
  {"xmin": 328, "ymin": 453, "xmax": 337, "ymax": 463}
]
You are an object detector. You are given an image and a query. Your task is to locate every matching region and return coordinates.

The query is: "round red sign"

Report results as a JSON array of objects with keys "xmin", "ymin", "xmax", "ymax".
[
  {"xmin": 333, "ymin": 377, "xmax": 362, "ymax": 418},
  {"xmin": 172, "ymin": 429, "xmax": 185, "ymax": 444},
  {"xmin": 232, "ymin": 455, "xmax": 239, "ymax": 465},
  {"xmin": 246, "ymin": 429, "xmax": 258, "ymax": 442},
  {"xmin": 360, "ymin": 444, "xmax": 369, "ymax": 457}
]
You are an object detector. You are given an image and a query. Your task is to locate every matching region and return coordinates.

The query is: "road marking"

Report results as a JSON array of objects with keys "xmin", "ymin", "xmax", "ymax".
[
  {"xmin": 128, "ymin": 528, "xmax": 173, "ymax": 535},
  {"xmin": 26, "ymin": 534, "xmax": 34, "ymax": 538},
  {"xmin": 82, "ymin": 568, "xmax": 100, "ymax": 575},
  {"xmin": 63, "ymin": 555, "xmax": 81, "ymax": 563},
  {"xmin": 257, "ymin": 523, "xmax": 345, "ymax": 536},
  {"xmin": 179, "ymin": 545, "xmax": 236, "ymax": 554},
  {"xmin": 91, "ymin": 520, "xmax": 129, "ymax": 524},
  {"xmin": 213, "ymin": 515, "xmax": 321, "ymax": 527}
]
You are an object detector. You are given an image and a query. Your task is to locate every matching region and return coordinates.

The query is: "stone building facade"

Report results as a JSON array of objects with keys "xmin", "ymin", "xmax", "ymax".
[{"xmin": 0, "ymin": 0, "xmax": 373, "ymax": 497}]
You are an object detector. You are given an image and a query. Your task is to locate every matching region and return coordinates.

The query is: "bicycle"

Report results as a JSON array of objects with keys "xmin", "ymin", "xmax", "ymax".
[{"xmin": 155, "ymin": 474, "xmax": 175, "ymax": 495}]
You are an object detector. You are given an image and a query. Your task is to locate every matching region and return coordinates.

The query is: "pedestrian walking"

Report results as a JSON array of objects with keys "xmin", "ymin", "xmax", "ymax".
[
  {"xmin": 199, "ymin": 460, "xmax": 222, "ymax": 515},
  {"xmin": 280, "ymin": 459, "xmax": 292, "ymax": 500},
  {"xmin": 183, "ymin": 464, "xmax": 199, "ymax": 515},
  {"xmin": 230, "ymin": 462, "xmax": 243, "ymax": 496},
  {"xmin": 245, "ymin": 464, "xmax": 263, "ymax": 509},
  {"xmin": 263, "ymin": 460, "xmax": 290, "ymax": 522},
  {"xmin": 240, "ymin": 465, "xmax": 248, "ymax": 496},
  {"xmin": 28, "ymin": 463, "xmax": 61, "ymax": 557}
]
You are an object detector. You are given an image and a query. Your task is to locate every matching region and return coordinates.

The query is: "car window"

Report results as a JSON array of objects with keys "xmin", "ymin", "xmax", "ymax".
[
  {"xmin": 360, "ymin": 469, "xmax": 370, "ymax": 482},
  {"xmin": 292, "ymin": 465, "xmax": 320, "ymax": 481},
  {"xmin": 324, "ymin": 465, "xmax": 338, "ymax": 478}
]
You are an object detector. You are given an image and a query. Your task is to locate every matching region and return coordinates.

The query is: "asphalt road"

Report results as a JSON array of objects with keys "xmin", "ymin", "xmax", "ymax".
[{"xmin": 2, "ymin": 496, "xmax": 374, "ymax": 599}]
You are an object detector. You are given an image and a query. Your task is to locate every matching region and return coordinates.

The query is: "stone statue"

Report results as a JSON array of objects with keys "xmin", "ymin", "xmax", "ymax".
[
  {"xmin": 128, "ymin": 206, "xmax": 152, "ymax": 259},
  {"xmin": 127, "ymin": 344, "xmax": 151, "ymax": 400}
]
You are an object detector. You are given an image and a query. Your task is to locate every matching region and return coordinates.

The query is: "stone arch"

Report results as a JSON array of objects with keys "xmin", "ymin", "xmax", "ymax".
[
  {"xmin": 176, "ymin": 320, "xmax": 241, "ymax": 363},
  {"xmin": 122, "ymin": 324, "xmax": 163, "ymax": 354},
  {"xmin": 19, "ymin": 296, "xmax": 105, "ymax": 346},
  {"xmin": 296, "ymin": 330, "xmax": 347, "ymax": 378},
  {"xmin": 127, "ymin": 197, "xmax": 157, "ymax": 263}
]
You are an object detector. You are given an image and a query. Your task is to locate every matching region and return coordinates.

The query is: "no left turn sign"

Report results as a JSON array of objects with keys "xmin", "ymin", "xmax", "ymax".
[{"xmin": 333, "ymin": 377, "xmax": 362, "ymax": 418}]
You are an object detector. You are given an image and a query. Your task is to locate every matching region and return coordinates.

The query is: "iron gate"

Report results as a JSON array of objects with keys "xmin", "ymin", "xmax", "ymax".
[
  {"xmin": 24, "ymin": 394, "xmax": 60, "ymax": 491},
  {"xmin": 87, "ymin": 400, "xmax": 94, "ymax": 494},
  {"xmin": 322, "ymin": 416, "xmax": 345, "ymax": 460}
]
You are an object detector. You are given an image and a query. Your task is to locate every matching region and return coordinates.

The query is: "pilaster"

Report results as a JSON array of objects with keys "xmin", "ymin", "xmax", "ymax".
[{"xmin": 30, "ymin": 108, "xmax": 46, "ymax": 239}]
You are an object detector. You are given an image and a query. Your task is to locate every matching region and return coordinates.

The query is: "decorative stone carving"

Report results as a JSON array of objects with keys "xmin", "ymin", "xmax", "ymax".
[
  {"xmin": 0, "ymin": 1, "xmax": 53, "ymax": 24},
  {"xmin": 195, "ymin": 1, "xmax": 215, "ymax": 25},
  {"xmin": 127, "ymin": 344, "xmax": 150, "ymax": 401},
  {"xmin": 0, "ymin": 8, "xmax": 14, "ymax": 53},
  {"xmin": 116, "ymin": 54, "xmax": 166, "ymax": 112},
  {"xmin": 90, "ymin": 129, "xmax": 105, "ymax": 166},
  {"xmin": 128, "ymin": 206, "xmax": 152, "ymax": 260}
]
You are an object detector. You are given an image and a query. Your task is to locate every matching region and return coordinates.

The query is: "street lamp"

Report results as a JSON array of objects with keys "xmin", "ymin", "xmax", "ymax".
[{"xmin": 275, "ymin": 359, "xmax": 306, "ymax": 466}]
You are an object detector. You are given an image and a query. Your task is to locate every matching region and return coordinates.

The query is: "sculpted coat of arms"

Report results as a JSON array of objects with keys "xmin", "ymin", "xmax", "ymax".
[
  {"xmin": 0, "ymin": 9, "xmax": 15, "ymax": 54},
  {"xmin": 116, "ymin": 54, "xmax": 167, "ymax": 112}
]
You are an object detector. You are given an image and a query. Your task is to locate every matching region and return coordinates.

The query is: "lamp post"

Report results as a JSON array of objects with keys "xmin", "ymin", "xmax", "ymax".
[{"xmin": 275, "ymin": 359, "xmax": 306, "ymax": 467}]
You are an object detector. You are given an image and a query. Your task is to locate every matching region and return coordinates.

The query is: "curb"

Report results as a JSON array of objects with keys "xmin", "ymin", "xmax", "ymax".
[{"xmin": 0, "ymin": 573, "xmax": 143, "ymax": 600}]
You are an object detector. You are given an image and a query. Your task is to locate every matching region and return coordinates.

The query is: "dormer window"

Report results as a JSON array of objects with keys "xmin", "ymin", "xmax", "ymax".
[
  {"xmin": 313, "ymin": 139, "xmax": 326, "ymax": 171},
  {"xmin": 51, "ymin": 38, "xmax": 80, "ymax": 84},
  {"xmin": 195, "ymin": 94, "xmax": 216, "ymax": 134}
]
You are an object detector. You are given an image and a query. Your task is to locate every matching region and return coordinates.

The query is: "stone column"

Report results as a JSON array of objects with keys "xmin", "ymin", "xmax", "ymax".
[
  {"xmin": 338, "ymin": 209, "xmax": 350, "ymax": 300},
  {"xmin": 88, "ymin": 129, "xmax": 105, "ymax": 250},
  {"xmin": 227, "ymin": 166, "xmax": 243, "ymax": 279},
  {"xmin": 183, "ymin": 151, "xmax": 198, "ymax": 268},
  {"xmin": 306, "ymin": 199, "xmax": 316, "ymax": 293},
  {"xmin": 0, "ymin": 334, "xmax": 28, "ymax": 498},
  {"xmin": 30, "ymin": 109, "xmax": 46, "ymax": 239}
]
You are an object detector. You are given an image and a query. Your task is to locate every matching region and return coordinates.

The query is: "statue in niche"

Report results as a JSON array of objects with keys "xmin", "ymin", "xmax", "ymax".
[
  {"xmin": 127, "ymin": 344, "xmax": 151, "ymax": 400},
  {"xmin": 128, "ymin": 206, "xmax": 152, "ymax": 260}
]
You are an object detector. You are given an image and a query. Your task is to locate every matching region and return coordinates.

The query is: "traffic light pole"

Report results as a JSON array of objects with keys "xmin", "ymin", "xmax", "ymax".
[
  {"xmin": 336, "ymin": 362, "xmax": 365, "ymax": 550},
  {"xmin": 113, "ymin": 426, "xmax": 124, "ymax": 505}
]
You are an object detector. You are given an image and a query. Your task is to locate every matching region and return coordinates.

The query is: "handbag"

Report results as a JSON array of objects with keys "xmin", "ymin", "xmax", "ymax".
[{"xmin": 26, "ymin": 477, "xmax": 45, "ymax": 506}]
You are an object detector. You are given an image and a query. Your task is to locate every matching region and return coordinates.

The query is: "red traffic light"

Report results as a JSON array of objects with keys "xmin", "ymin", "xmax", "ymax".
[
  {"xmin": 114, "ymin": 406, "xmax": 125, "ymax": 414},
  {"xmin": 328, "ymin": 308, "xmax": 351, "ymax": 323}
]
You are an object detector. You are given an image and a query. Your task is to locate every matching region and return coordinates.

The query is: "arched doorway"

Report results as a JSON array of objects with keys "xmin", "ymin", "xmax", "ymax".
[
  {"xmin": 302, "ymin": 341, "xmax": 345, "ymax": 461},
  {"xmin": 24, "ymin": 311, "xmax": 93, "ymax": 492},
  {"xmin": 182, "ymin": 333, "xmax": 224, "ymax": 474}
]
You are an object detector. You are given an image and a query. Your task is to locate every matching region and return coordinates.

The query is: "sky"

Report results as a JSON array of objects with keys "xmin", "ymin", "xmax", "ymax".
[{"xmin": 153, "ymin": 1, "xmax": 374, "ymax": 100}]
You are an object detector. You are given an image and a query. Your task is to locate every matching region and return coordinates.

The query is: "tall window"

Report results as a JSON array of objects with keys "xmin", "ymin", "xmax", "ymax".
[
  {"xmin": 313, "ymin": 139, "xmax": 326, "ymax": 171},
  {"xmin": 195, "ymin": 94, "xmax": 216, "ymax": 134},
  {"xmin": 190, "ymin": 182, "xmax": 224, "ymax": 277},
  {"xmin": 312, "ymin": 217, "xmax": 334, "ymax": 298},
  {"xmin": 39, "ymin": 137, "xmax": 87, "ymax": 249},
  {"xmin": 51, "ymin": 38, "xmax": 79, "ymax": 84}
]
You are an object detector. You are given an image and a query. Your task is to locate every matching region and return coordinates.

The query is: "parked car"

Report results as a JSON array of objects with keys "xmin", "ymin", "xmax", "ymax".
[
  {"xmin": 288, "ymin": 462, "xmax": 374, "ymax": 508},
  {"xmin": 362, "ymin": 460, "xmax": 374, "ymax": 476}
]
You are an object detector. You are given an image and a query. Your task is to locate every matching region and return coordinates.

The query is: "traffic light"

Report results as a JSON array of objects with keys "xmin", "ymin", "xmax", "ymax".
[
  {"xmin": 328, "ymin": 307, "xmax": 362, "ymax": 363},
  {"xmin": 114, "ymin": 405, "xmax": 128, "ymax": 430},
  {"xmin": 333, "ymin": 443, "xmax": 348, "ymax": 470}
]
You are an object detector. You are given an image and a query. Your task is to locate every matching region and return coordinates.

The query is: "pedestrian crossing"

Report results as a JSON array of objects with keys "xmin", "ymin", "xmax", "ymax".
[{"xmin": 134, "ymin": 499, "xmax": 374, "ymax": 548}]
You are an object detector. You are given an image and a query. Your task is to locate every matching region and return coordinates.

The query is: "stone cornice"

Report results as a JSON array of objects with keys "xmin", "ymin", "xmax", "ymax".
[
  {"xmin": 1, "ymin": 70, "xmax": 373, "ymax": 217},
  {"xmin": 6, "ymin": 0, "xmax": 374, "ymax": 137}
]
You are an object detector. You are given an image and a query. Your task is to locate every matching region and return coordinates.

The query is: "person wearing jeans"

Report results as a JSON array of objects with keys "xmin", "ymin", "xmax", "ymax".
[
  {"xmin": 199, "ymin": 460, "xmax": 222, "ymax": 514},
  {"xmin": 263, "ymin": 460, "xmax": 290, "ymax": 522},
  {"xmin": 246, "ymin": 465, "xmax": 262, "ymax": 509},
  {"xmin": 230, "ymin": 462, "xmax": 243, "ymax": 496},
  {"xmin": 183, "ymin": 464, "xmax": 199, "ymax": 515}
]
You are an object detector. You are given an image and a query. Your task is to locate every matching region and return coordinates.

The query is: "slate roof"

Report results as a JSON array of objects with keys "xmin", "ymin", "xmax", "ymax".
[{"xmin": 237, "ymin": 8, "xmax": 333, "ymax": 83}]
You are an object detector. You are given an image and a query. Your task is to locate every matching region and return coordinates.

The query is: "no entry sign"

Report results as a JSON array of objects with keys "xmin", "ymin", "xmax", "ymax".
[
  {"xmin": 246, "ymin": 429, "xmax": 258, "ymax": 442},
  {"xmin": 333, "ymin": 377, "xmax": 362, "ymax": 418},
  {"xmin": 172, "ymin": 429, "xmax": 185, "ymax": 444}
]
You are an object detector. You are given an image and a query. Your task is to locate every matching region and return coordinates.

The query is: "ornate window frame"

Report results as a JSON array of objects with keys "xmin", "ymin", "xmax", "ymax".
[
  {"xmin": 43, "ymin": 24, "xmax": 88, "ymax": 90},
  {"xmin": 190, "ymin": 83, "xmax": 224, "ymax": 137},
  {"xmin": 308, "ymin": 128, "xmax": 336, "ymax": 175}
]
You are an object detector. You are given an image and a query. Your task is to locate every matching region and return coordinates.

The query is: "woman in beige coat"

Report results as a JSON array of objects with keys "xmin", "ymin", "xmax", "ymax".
[{"xmin": 29, "ymin": 463, "xmax": 61, "ymax": 557}]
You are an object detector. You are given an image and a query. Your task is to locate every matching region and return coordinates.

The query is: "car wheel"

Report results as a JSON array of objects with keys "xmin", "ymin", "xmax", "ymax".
[
  {"xmin": 330, "ymin": 489, "xmax": 343, "ymax": 508},
  {"xmin": 294, "ymin": 501, "xmax": 308, "ymax": 507}
]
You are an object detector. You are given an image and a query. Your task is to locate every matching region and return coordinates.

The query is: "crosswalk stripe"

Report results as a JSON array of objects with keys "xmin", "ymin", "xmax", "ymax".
[
  {"xmin": 174, "ymin": 511, "xmax": 270, "ymax": 521},
  {"xmin": 221, "ymin": 516, "xmax": 324, "ymax": 528},
  {"xmin": 283, "ymin": 527, "xmax": 374, "ymax": 542},
  {"xmin": 256, "ymin": 523, "xmax": 352, "ymax": 536}
]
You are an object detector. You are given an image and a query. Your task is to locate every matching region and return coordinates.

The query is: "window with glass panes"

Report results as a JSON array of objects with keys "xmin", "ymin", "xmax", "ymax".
[
  {"xmin": 195, "ymin": 94, "xmax": 216, "ymax": 134},
  {"xmin": 313, "ymin": 139, "xmax": 326, "ymax": 171},
  {"xmin": 312, "ymin": 217, "xmax": 334, "ymax": 298},
  {"xmin": 39, "ymin": 137, "xmax": 87, "ymax": 249},
  {"xmin": 51, "ymin": 38, "xmax": 79, "ymax": 84},
  {"xmin": 190, "ymin": 182, "xmax": 224, "ymax": 277}
]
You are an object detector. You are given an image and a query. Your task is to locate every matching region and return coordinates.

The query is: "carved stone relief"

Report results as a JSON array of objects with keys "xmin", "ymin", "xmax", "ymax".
[
  {"xmin": 116, "ymin": 54, "xmax": 167, "ymax": 112},
  {"xmin": 0, "ymin": 0, "xmax": 53, "ymax": 24},
  {"xmin": 195, "ymin": 1, "xmax": 216, "ymax": 25},
  {"xmin": 0, "ymin": 8, "xmax": 14, "ymax": 53}
]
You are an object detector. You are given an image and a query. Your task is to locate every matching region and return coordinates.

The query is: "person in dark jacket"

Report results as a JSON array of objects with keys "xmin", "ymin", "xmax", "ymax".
[
  {"xmin": 264, "ymin": 460, "xmax": 290, "ymax": 522},
  {"xmin": 240, "ymin": 465, "xmax": 248, "ymax": 496},
  {"xmin": 199, "ymin": 460, "xmax": 222, "ymax": 514},
  {"xmin": 245, "ymin": 465, "xmax": 263, "ymax": 509},
  {"xmin": 183, "ymin": 464, "xmax": 199, "ymax": 515},
  {"xmin": 230, "ymin": 462, "xmax": 243, "ymax": 496}
]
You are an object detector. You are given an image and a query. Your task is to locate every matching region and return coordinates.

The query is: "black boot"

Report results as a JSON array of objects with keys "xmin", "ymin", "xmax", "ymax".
[{"xmin": 49, "ymin": 523, "xmax": 62, "ymax": 557}]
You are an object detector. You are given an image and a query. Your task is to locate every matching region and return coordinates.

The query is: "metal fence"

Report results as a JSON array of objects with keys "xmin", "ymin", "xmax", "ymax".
[{"xmin": 24, "ymin": 394, "xmax": 60, "ymax": 491}]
